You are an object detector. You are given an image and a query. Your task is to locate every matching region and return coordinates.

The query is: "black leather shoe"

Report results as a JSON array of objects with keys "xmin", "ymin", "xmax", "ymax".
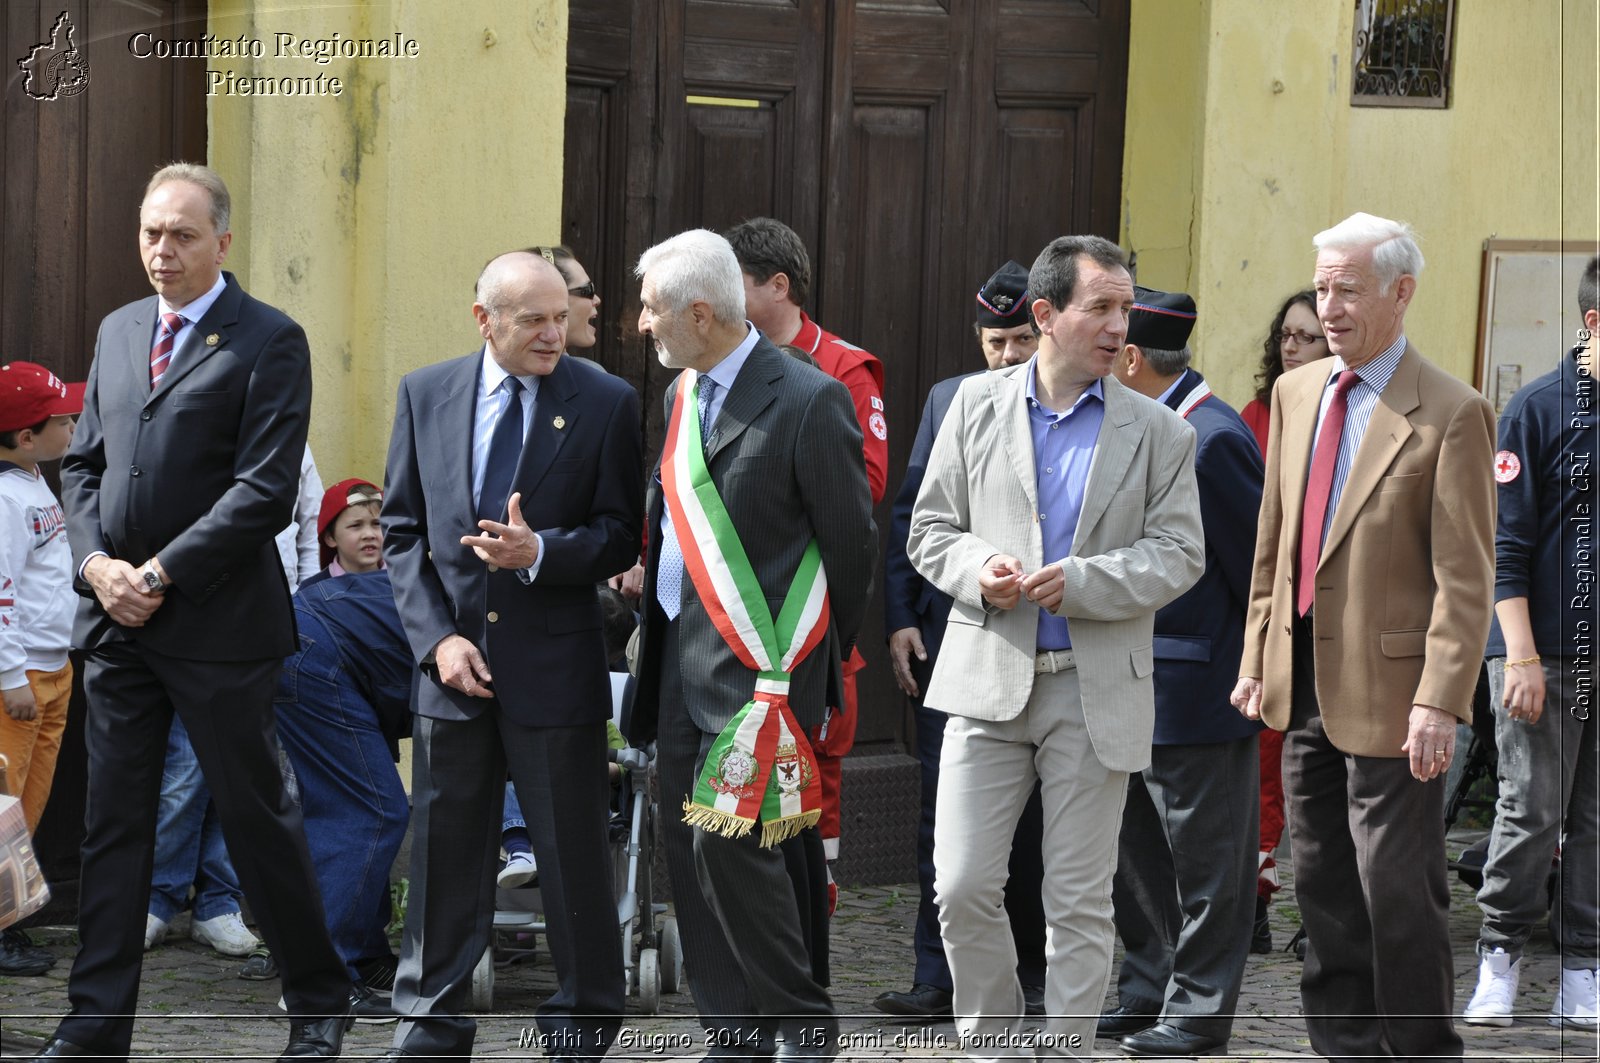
[
  {"xmin": 370, "ymin": 1052, "xmax": 413, "ymax": 1060},
  {"xmin": 277, "ymin": 1009, "xmax": 355, "ymax": 1059},
  {"xmin": 1095, "ymin": 1005, "xmax": 1157, "ymax": 1038},
  {"xmin": 1022, "ymin": 983, "xmax": 1045, "ymax": 1018},
  {"xmin": 873, "ymin": 983, "xmax": 953, "ymax": 1020},
  {"xmin": 1251, "ymin": 895, "xmax": 1272, "ymax": 954},
  {"xmin": 28, "ymin": 1040, "xmax": 96, "ymax": 1058},
  {"xmin": 1119, "ymin": 1023, "xmax": 1227, "ymax": 1057}
]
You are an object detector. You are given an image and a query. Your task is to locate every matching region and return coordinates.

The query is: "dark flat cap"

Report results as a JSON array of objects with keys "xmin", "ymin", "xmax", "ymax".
[
  {"xmin": 1128, "ymin": 285, "xmax": 1197, "ymax": 350},
  {"xmin": 976, "ymin": 260, "xmax": 1032, "ymax": 327}
]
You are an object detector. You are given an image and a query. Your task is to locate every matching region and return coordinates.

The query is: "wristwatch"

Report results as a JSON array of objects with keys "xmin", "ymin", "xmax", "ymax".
[{"xmin": 140, "ymin": 563, "xmax": 167, "ymax": 594}]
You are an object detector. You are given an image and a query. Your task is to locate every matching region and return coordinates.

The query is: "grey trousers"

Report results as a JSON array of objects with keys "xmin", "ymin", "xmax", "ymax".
[
  {"xmin": 934, "ymin": 665, "xmax": 1128, "ymax": 1062},
  {"xmin": 1111, "ymin": 734, "xmax": 1259, "ymax": 1038},
  {"xmin": 1479, "ymin": 656, "xmax": 1599, "ymax": 969}
]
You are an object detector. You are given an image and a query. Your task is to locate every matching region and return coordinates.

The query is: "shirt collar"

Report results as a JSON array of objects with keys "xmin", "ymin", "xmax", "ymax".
[
  {"xmin": 1153, "ymin": 373, "xmax": 1186, "ymax": 407},
  {"xmin": 703, "ymin": 323, "xmax": 761, "ymax": 392},
  {"xmin": 159, "ymin": 273, "xmax": 226, "ymax": 326},
  {"xmin": 1025, "ymin": 357, "xmax": 1104, "ymax": 419},
  {"xmin": 1329, "ymin": 334, "xmax": 1406, "ymax": 394},
  {"xmin": 480, "ymin": 347, "xmax": 541, "ymax": 397}
]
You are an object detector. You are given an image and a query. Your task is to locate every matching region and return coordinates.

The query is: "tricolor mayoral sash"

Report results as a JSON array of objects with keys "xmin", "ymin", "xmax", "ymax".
[{"xmin": 662, "ymin": 370, "xmax": 829, "ymax": 847}]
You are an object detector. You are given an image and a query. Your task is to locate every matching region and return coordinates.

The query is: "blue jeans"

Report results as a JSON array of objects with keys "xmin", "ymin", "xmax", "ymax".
[
  {"xmin": 275, "ymin": 609, "xmax": 409, "ymax": 977},
  {"xmin": 149, "ymin": 714, "xmax": 242, "ymax": 923},
  {"xmin": 1479, "ymin": 657, "xmax": 1599, "ymax": 969},
  {"xmin": 503, "ymin": 782, "xmax": 525, "ymax": 835}
]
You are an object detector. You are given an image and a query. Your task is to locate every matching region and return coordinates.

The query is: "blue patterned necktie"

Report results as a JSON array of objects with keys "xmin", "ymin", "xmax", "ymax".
[
  {"xmin": 477, "ymin": 376, "xmax": 525, "ymax": 523},
  {"xmin": 656, "ymin": 377, "xmax": 718, "ymax": 620}
]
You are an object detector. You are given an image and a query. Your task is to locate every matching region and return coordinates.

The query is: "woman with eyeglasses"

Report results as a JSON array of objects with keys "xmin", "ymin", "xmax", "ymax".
[
  {"xmin": 1239, "ymin": 288, "xmax": 1328, "ymax": 959},
  {"xmin": 1240, "ymin": 289, "xmax": 1329, "ymax": 455}
]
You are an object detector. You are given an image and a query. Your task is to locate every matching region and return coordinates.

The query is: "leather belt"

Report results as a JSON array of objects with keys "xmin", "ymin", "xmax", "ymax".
[{"xmin": 1034, "ymin": 649, "xmax": 1077, "ymax": 674}]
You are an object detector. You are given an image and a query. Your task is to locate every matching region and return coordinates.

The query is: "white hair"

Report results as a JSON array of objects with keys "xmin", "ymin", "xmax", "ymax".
[
  {"xmin": 635, "ymin": 229, "xmax": 746, "ymax": 325},
  {"xmin": 1313, "ymin": 212, "xmax": 1424, "ymax": 294}
]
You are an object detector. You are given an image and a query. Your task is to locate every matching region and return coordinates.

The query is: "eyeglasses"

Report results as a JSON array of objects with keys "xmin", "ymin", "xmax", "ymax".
[
  {"xmin": 568, "ymin": 282, "xmax": 597, "ymax": 299},
  {"xmin": 1279, "ymin": 329, "xmax": 1326, "ymax": 347}
]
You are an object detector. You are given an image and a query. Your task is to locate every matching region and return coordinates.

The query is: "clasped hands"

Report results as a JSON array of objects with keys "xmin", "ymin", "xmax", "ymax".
[
  {"xmin": 84, "ymin": 554, "xmax": 167, "ymax": 628},
  {"xmin": 979, "ymin": 554, "xmax": 1064, "ymax": 612}
]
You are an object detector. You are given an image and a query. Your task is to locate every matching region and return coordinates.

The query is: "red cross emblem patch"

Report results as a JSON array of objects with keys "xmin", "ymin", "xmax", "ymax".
[{"xmin": 1494, "ymin": 450, "xmax": 1521, "ymax": 484}]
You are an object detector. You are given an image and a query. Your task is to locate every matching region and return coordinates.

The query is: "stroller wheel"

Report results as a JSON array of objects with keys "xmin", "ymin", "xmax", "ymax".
[
  {"xmin": 470, "ymin": 944, "xmax": 495, "ymax": 1011},
  {"xmin": 637, "ymin": 947, "xmax": 661, "ymax": 1015},
  {"xmin": 660, "ymin": 916, "xmax": 684, "ymax": 993}
]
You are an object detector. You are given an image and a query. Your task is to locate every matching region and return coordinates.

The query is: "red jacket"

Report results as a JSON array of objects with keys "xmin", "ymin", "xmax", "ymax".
[{"xmin": 792, "ymin": 312, "xmax": 887, "ymax": 505}]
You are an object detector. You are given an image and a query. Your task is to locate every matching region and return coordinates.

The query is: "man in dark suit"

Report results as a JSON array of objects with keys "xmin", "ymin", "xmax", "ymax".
[
  {"xmin": 1232, "ymin": 213, "xmax": 1495, "ymax": 1060},
  {"xmin": 50, "ymin": 163, "xmax": 350, "ymax": 1060},
  {"xmin": 1099, "ymin": 287, "xmax": 1263, "ymax": 1058},
  {"xmin": 377, "ymin": 250, "xmax": 642, "ymax": 1061},
  {"xmin": 627, "ymin": 229, "xmax": 875, "ymax": 1061},
  {"xmin": 876, "ymin": 260, "xmax": 1046, "ymax": 1021}
]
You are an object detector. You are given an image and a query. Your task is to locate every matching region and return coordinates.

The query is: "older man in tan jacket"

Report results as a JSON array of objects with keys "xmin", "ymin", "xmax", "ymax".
[{"xmin": 1232, "ymin": 212, "xmax": 1495, "ymax": 1061}]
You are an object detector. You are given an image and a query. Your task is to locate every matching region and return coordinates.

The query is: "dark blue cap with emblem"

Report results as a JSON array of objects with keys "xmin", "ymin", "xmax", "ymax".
[{"xmin": 975, "ymin": 260, "xmax": 1032, "ymax": 328}]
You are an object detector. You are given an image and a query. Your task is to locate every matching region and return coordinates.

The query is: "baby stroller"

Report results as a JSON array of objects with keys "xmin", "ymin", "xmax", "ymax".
[{"xmin": 469, "ymin": 673, "xmax": 684, "ymax": 1013}]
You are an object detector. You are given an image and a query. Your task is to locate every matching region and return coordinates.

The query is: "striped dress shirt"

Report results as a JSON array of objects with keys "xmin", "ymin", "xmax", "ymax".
[{"xmin": 1310, "ymin": 335, "xmax": 1407, "ymax": 544}]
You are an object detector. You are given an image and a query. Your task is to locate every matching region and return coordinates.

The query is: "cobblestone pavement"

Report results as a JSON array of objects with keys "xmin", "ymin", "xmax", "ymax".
[{"xmin": 1, "ymin": 830, "xmax": 1594, "ymax": 1060}]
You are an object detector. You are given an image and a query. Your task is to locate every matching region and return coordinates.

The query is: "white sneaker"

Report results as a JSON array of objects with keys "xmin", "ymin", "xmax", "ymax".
[
  {"xmin": 1549, "ymin": 967, "xmax": 1600, "ymax": 1029},
  {"xmin": 190, "ymin": 912, "xmax": 261, "ymax": 957},
  {"xmin": 1463, "ymin": 948, "xmax": 1519, "ymax": 1026},
  {"xmin": 143, "ymin": 913, "xmax": 168, "ymax": 951},
  {"xmin": 496, "ymin": 851, "xmax": 538, "ymax": 889}
]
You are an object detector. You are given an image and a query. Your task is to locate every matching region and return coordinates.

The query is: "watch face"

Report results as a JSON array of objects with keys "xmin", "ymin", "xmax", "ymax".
[{"xmin": 143, "ymin": 570, "xmax": 162, "ymax": 591}]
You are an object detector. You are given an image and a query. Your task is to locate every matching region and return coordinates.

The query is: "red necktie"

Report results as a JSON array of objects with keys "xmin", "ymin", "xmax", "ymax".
[
  {"xmin": 1297, "ymin": 370, "xmax": 1358, "ymax": 617},
  {"xmin": 150, "ymin": 312, "xmax": 183, "ymax": 386}
]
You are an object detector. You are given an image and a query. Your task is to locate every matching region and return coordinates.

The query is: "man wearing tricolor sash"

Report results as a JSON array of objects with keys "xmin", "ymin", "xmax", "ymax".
[
  {"xmin": 909, "ymin": 236, "xmax": 1204, "ymax": 1060},
  {"xmin": 627, "ymin": 230, "xmax": 875, "ymax": 1061}
]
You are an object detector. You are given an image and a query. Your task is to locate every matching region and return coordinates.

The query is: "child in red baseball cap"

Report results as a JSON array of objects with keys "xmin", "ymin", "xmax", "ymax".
[
  {"xmin": 0, "ymin": 361, "xmax": 84, "ymax": 976},
  {"xmin": 299, "ymin": 478, "xmax": 384, "ymax": 590}
]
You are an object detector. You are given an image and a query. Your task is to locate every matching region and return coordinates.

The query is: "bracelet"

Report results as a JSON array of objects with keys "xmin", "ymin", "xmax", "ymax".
[{"xmin": 1505, "ymin": 655, "xmax": 1542, "ymax": 669}]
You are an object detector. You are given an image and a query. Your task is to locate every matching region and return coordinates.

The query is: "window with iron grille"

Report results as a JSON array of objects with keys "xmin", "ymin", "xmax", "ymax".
[{"xmin": 1351, "ymin": 0, "xmax": 1455, "ymax": 108}]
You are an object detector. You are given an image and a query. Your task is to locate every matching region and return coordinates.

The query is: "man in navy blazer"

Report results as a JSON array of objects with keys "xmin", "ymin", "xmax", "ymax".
[
  {"xmin": 877, "ymin": 261, "xmax": 1047, "ymax": 1020},
  {"xmin": 50, "ymin": 164, "xmax": 351, "ymax": 1062},
  {"xmin": 379, "ymin": 251, "xmax": 643, "ymax": 1061},
  {"xmin": 1099, "ymin": 287, "xmax": 1264, "ymax": 1059}
]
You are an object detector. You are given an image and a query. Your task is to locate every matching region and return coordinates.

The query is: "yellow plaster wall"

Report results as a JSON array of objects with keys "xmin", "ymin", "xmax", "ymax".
[
  {"xmin": 1124, "ymin": 0, "xmax": 1599, "ymax": 408},
  {"xmin": 206, "ymin": 0, "xmax": 569, "ymax": 483}
]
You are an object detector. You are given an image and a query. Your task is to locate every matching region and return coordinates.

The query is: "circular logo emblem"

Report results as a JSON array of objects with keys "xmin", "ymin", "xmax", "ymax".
[
  {"xmin": 1494, "ymin": 450, "xmax": 1521, "ymax": 484},
  {"xmin": 868, "ymin": 411, "xmax": 887, "ymax": 441},
  {"xmin": 717, "ymin": 749, "xmax": 757, "ymax": 789}
]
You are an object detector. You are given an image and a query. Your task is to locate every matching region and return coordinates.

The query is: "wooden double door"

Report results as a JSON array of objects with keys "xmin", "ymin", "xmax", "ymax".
[{"xmin": 571, "ymin": 0, "xmax": 1131, "ymax": 749}]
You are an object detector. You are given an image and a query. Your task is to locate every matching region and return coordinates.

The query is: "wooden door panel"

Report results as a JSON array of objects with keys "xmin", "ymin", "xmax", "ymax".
[{"xmin": 684, "ymin": 101, "xmax": 782, "ymax": 234}]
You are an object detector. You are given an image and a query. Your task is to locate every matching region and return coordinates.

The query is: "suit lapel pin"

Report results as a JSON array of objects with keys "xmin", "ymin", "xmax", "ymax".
[
  {"xmin": 552, "ymin": 416, "xmax": 566, "ymax": 430},
  {"xmin": 205, "ymin": 333, "xmax": 220, "ymax": 346}
]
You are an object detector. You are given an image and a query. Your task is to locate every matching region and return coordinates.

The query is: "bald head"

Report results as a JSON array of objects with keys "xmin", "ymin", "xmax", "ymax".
[{"xmin": 473, "ymin": 252, "xmax": 569, "ymax": 377}]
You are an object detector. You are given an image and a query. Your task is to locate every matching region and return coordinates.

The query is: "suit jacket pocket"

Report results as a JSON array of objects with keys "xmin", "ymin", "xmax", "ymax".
[
  {"xmin": 550, "ymin": 457, "xmax": 585, "ymax": 475},
  {"xmin": 1130, "ymin": 644, "xmax": 1154, "ymax": 678},
  {"xmin": 170, "ymin": 391, "xmax": 230, "ymax": 409},
  {"xmin": 1377, "ymin": 472, "xmax": 1422, "ymax": 494},
  {"xmin": 1379, "ymin": 628, "xmax": 1427, "ymax": 658},
  {"xmin": 1152, "ymin": 634, "xmax": 1211, "ymax": 662}
]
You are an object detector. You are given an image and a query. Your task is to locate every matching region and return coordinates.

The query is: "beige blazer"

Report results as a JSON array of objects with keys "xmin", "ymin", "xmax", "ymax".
[
  {"xmin": 908, "ymin": 367, "xmax": 1205, "ymax": 772},
  {"xmin": 1241, "ymin": 345, "xmax": 1496, "ymax": 757}
]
